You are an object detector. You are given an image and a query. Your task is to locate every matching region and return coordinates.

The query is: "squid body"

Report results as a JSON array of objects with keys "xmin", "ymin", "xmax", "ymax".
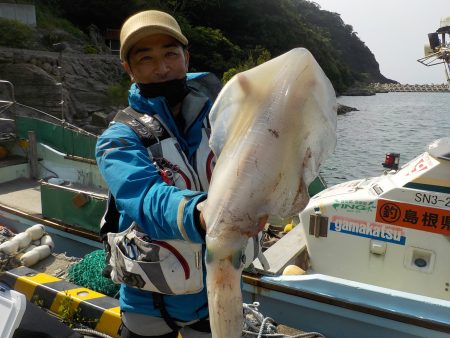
[{"xmin": 202, "ymin": 48, "xmax": 337, "ymax": 338}]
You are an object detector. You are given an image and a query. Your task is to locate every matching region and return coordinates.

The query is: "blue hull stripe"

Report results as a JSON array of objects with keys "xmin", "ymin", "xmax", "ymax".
[{"xmin": 404, "ymin": 182, "xmax": 450, "ymax": 194}]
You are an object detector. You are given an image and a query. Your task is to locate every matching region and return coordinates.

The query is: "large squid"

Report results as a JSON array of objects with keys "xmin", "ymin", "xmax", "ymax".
[{"xmin": 202, "ymin": 48, "xmax": 337, "ymax": 338}]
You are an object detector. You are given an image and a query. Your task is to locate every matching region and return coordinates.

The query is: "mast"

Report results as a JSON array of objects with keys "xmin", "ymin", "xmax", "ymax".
[{"xmin": 417, "ymin": 16, "xmax": 450, "ymax": 89}]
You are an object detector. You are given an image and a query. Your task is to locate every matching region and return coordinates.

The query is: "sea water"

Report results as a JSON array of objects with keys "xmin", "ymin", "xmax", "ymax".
[{"xmin": 321, "ymin": 92, "xmax": 450, "ymax": 187}]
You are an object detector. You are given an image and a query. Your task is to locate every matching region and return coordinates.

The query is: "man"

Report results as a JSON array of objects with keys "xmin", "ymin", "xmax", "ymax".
[{"xmin": 96, "ymin": 10, "xmax": 215, "ymax": 338}]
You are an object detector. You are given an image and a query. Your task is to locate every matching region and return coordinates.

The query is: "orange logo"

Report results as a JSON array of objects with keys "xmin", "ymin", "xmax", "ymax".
[{"xmin": 376, "ymin": 199, "xmax": 450, "ymax": 236}]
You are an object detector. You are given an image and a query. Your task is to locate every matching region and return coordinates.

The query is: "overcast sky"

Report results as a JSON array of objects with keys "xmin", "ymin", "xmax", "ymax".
[{"xmin": 313, "ymin": 0, "xmax": 449, "ymax": 84}]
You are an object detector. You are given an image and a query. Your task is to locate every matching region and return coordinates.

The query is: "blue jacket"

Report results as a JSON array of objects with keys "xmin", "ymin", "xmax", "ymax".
[{"xmin": 95, "ymin": 73, "xmax": 213, "ymax": 321}]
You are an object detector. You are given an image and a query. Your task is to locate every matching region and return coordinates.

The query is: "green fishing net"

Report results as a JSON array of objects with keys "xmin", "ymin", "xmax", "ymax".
[{"xmin": 67, "ymin": 249, "xmax": 120, "ymax": 298}]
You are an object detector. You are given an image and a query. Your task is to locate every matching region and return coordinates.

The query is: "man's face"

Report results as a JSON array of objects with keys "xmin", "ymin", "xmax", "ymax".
[{"xmin": 124, "ymin": 34, "xmax": 189, "ymax": 84}]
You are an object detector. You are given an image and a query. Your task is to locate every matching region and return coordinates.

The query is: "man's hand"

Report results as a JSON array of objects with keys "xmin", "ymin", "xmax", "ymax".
[
  {"xmin": 196, "ymin": 200, "xmax": 268, "ymax": 235},
  {"xmin": 199, "ymin": 212, "xmax": 206, "ymax": 231},
  {"xmin": 196, "ymin": 201, "xmax": 207, "ymax": 231}
]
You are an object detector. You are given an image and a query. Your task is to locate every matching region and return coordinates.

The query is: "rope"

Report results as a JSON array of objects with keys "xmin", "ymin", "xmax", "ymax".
[
  {"xmin": 242, "ymin": 302, "xmax": 326, "ymax": 338},
  {"xmin": 73, "ymin": 327, "xmax": 113, "ymax": 338}
]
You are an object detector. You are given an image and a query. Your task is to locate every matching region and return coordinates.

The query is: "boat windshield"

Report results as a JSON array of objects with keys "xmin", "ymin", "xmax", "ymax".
[{"xmin": 428, "ymin": 137, "xmax": 450, "ymax": 160}]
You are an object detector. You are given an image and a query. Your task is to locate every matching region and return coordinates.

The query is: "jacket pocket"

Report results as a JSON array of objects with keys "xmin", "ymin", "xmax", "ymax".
[{"xmin": 107, "ymin": 224, "xmax": 204, "ymax": 295}]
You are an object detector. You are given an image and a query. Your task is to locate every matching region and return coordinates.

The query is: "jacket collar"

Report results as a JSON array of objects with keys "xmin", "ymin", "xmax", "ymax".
[{"xmin": 127, "ymin": 83, "xmax": 211, "ymax": 160}]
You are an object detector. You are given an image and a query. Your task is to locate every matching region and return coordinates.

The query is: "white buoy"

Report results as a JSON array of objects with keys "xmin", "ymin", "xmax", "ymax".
[
  {"xmin": 0, "ymin": 240, "xmax": 19, "ymax": 255},
  {"xmin": 15, "ymin": 245, "xmax": 37, "ymax": 260},
  {"xmin": 11, "ymin": 232, "xmax": 32, "ymax": 249},
  {"xmin": 20, "ymin": 248, "xmax": 41, "ymax": 267},
  {"xmin": 23, "ymin": 244, "xmax": 37, "ymax": 253},
  {"xmin": 35, "ymin": 245, "xmax": 52, "ymax": 259},
  {"xmin": 20, "ymin": 245, "xmax": 51, "ymax": 267},
  {"xmin": 39, "ymin": 235, "xmax": 54, "ymax": 250},
  {"xmin": 25, "ymin": 224, "xmax": 45, "ymax": 241}
]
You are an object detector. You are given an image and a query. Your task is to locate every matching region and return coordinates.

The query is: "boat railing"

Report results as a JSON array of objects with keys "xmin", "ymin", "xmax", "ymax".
[
  {"xmin": 0, "ymin": 79, "xmax": 97, "ymax": 138},
  {"xmin": 0, "ymin": 80, "xmax": 15, "ymax": 115}
]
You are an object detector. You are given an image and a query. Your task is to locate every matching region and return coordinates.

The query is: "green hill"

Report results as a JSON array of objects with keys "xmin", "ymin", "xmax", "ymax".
[{"xmin": 2, "ymin": 0, "xmax": 395, "ymax": 93}]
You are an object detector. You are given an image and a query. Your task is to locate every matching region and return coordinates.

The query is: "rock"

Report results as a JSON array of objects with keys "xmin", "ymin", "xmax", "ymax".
[
  {"xmin": 83, "ymin": 124, "xmax": 105, "ymax": 135},
  {"xmin": 91, "ymin": 111, "xmax": 109, "ymax": 127},
  {"xmin": 337, "ymin": 104, "xmax": 358, "ymax": 115},
  {"xmin": 341, "ymin": 87, "xmax": 375, "ymax": 96},
  {"xmin": 0, "ymin": 47, "xmax": 125, "ymax": 131}
]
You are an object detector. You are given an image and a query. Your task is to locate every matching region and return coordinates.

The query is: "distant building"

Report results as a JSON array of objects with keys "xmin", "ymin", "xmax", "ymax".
[
  {"xmin": 105, "ymin": 29, "xmax": 120, "ymax": 55},
  {"xmin": 0, "ymin": 2, "xmax": 36, "ymax": 26}
]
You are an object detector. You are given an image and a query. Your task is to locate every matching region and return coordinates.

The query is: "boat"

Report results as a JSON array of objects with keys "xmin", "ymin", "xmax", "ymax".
[
  {"xmin": 0, "ymin": 79, "xmax": 325, "ymax": 338},
  {"xmin": 247, "ymin": 138, "xmax": 450, "ymax": 338},
  {"xmin": 0, "ymin": 79, "xmax": 108, "ymax": 240},
  {"xmin": 0, "ymin": 79, "xmax": 114, "ymax": 337},
  {"xmin": 417, "ymin": 16, "xmax": 450, "ymax": 89},
  {"xmin": 1, "ymin": 79, "xmax": 449, "ymax": 338}
]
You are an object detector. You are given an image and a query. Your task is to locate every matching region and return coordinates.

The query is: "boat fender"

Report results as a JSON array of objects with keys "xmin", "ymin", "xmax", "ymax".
[
  {"xmin": 20, "ymin": 248, "xmax": 40, "ymax": 267},
  {"xmin": 20, "ymin": 245, "xmax": 52, "ymax": 267},
  {"xmin": 15, "ymin": 245, "xmax": 37, "ymax": 260},
  {"xmin": 0, "ymin": 240, "xmax": 19, "ymax": 255},
  {"xmin": 23, "ymin": 244, "xmax": 37, "ymax": 253},
  {"xmin": 282, "ymin": 264, "xmax": 306, "ymax": 276},
  {"xmin": 35, "ymin": 245, "xmax": 52, "ymax": 259},
  {"xmin": 284, "ymin": 223, "xmax": 294, "ymax": 233},
  {"xmin": 40, "ymin": 235, "xmax": 54, "ymax": 250},
  {"xmin": 25, "ymin": 224, "xmax": 45, "ymax": 241},
  {"xmin": 11, "ymin": 232, "xmax": 32, "ymax": 249}
]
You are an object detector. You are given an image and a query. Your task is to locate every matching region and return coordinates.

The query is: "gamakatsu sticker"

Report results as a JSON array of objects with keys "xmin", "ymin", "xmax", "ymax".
[{"xmin": 330, "ymin": 216, "xmax": 406, "ymax": 245}]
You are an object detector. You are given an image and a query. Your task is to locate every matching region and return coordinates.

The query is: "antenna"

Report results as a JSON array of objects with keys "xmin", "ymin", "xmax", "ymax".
[
  {"xmin": 417, "ymin": 17, "xmax": 450, "ymax": 90},
  {"xmin": 53, "ymin": 43, "xmax": 67, "ymax": 121}
]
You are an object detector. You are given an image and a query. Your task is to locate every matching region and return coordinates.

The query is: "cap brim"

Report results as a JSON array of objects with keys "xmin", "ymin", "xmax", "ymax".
[{"xmin": 121, "ymin": 26, "xmax": 188, "ymax": 61}]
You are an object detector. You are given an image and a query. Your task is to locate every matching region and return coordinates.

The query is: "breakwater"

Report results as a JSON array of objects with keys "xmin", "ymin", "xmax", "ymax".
[{"xmin": 370, "ymin": 82, "xmax": 449, "ymax": 93}]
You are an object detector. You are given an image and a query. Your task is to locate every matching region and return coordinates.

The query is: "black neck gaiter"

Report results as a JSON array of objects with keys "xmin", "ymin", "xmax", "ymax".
[{"xmin": 137, "ymin": 77, "xmax": 189, "ymax": 107}]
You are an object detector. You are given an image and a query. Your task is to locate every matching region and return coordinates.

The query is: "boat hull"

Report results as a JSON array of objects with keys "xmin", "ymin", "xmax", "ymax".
[{"xmin": 243, "ymin": 273, "xmax": 450, "ymax": 338}]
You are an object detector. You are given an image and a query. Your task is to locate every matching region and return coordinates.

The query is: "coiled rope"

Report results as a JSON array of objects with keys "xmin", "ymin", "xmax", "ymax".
[
  {"xmin": 242, "ymin": 302, "xmax": 326, "ymax": 338},
  {"xmin": 73, "ymin": 327, "xmax": 113, "ymax": 338}
]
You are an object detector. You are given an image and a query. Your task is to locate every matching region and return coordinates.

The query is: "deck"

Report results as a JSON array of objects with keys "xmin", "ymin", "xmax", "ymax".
[
  {"xmin": 0, "ymin": 177, "xmax": 41, "ymax": 216},
  {"xmin": 0, "ymin": 177, "xmax": 103, "ymax": 242}
]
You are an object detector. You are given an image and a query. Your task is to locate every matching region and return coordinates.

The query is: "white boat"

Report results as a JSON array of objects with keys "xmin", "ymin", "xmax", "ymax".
[{"xmin": 249, "ymin": 137, "xmax": 450, "ymax": 337}]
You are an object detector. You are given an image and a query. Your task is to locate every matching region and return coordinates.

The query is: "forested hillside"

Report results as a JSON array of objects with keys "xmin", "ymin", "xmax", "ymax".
[{"xmin": 4, "ymin": 0, "xmax": 396, "ymax": 93}]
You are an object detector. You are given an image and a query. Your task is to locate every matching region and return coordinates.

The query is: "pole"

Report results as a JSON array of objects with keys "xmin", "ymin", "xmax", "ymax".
[{"xmin": 28, "ymin": 131, "xmax": 39, "ymax": 179}]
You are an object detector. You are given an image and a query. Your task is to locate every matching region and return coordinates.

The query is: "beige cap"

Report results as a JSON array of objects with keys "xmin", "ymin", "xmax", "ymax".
[{"xmin": 120, "ymin": 10, "xmax": 188, "ymax": 62}]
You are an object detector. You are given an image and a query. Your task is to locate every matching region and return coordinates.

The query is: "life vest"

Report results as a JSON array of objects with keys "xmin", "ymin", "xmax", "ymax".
[
  {"xmin": 100, "ymin": 83, "xmax": 263, "ymax": 296},
  {"xmin": 101, "ymin": 89, "xmax": 213, "ymax": 295},
  {"xmin": 144, "ymin": 113, "xmax": 214, "ymax": 192}
]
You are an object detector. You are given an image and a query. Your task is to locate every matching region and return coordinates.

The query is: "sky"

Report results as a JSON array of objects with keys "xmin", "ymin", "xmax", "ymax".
[{"xmin": 313, "ymin": 0, "xmax": 449, "ymax": 84}]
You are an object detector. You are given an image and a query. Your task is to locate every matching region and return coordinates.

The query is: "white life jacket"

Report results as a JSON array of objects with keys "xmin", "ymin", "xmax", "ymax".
[
  {"xmin": 103, "ymin": 94, "xmax": 262, "ymax": 295},
  {"xmin": 103, "ymin": 92, "xmax": 213, "ymax": 295},
  {"xmin": 147, "ymin": 117, "xmax": 214, "ymax": 193}
]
